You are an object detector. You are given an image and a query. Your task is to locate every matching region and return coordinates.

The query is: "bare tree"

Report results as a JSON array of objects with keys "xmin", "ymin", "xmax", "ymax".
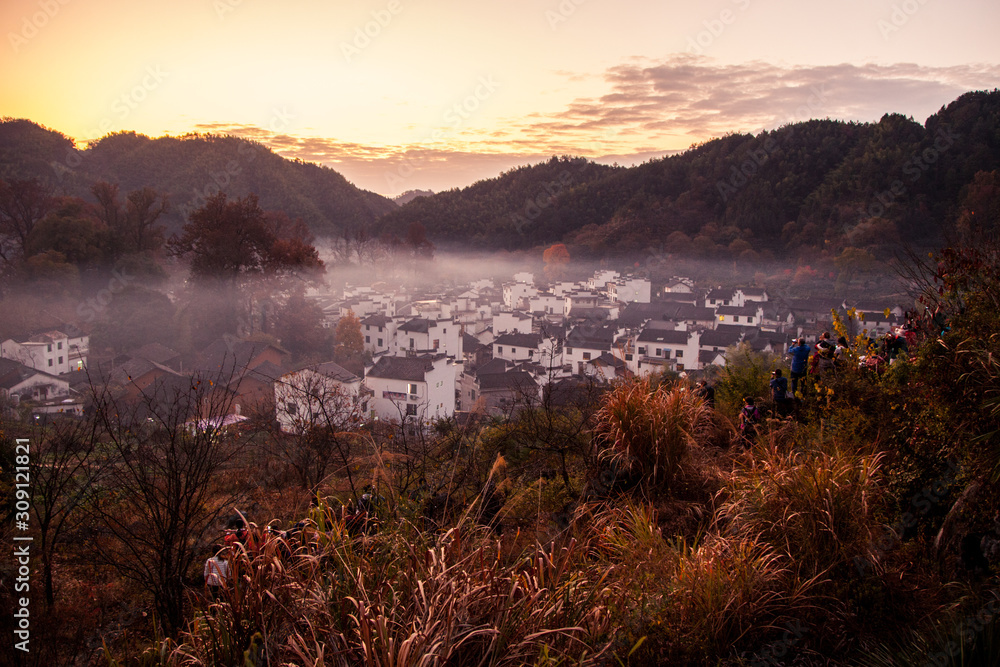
[
  {"xmin": 87, "ymin": 371, "xmax": 257, "ymax": 630},
  {"xmin": 29, "ymin": 417, "xmax": 103, "ymax": 609},
  {"xmin": 271, "ymin": 367, "xmax": 370, "ymax": 494}
]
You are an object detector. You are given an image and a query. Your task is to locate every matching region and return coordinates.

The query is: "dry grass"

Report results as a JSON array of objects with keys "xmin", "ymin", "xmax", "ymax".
[{"xmin": 594, "ymin": 379, "xmax": 711, "ymax": 492}]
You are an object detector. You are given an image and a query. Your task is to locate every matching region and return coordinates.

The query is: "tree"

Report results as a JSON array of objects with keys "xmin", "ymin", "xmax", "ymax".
[
  {"xmin": 334, "ymin": 311, "xmax": 365, "ymax": 373},
  {"xmin": 543, "ymin": 243, "xmax": 571, "ymax": 281},
  {"xmin": 87, "ymin": 373, "xmax": 257, "ymax": 630},
  {"xmin": 91, "ymin": 181, "xmax": 168, "ymax": 256},
  {"xmin": 30, "ymin": 419, "xmax": 102, "ymax": 609},
  {"xmin": 167, "ymin": 193, "xmax": 322, "ymax": 284},
  {"xmin": 0, "ymin": 177, "xmax": 54, "ymax": 267},
  {"xmin": 274, "ymin": 290, "xmax": 330, "ymax": 361}
]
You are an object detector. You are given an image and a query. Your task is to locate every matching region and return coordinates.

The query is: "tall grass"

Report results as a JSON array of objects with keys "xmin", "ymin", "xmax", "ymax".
[
  {"xmin": 165, "ymin": 511, "xmax": 617, "ymax": 666},
  {"xmin": 593, "ymin": 379, "xmax": 710, "ymax": 491}
]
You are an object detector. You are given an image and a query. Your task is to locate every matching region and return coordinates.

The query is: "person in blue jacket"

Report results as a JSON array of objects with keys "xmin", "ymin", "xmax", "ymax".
[{"xmin": 788, "ymin": 338, "xmax": 811, "ymax": 397}]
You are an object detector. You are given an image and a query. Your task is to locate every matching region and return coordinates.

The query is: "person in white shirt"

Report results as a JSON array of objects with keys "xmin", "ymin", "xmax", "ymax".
[{"xmin": 204, "ymin": 546, "xmax": 229, "ymax": 600}]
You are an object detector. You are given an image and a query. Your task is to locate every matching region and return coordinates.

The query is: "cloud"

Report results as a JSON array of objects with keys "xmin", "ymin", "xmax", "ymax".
[{"xmin": 195, "ymin": 56, "xmax": 1000, "ymax": 194}]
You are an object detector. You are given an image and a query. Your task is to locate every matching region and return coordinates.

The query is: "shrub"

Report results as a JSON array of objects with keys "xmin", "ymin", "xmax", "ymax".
[{"xmin": 593, "ymin": 378, "xmax": 710, "ymax": 492}]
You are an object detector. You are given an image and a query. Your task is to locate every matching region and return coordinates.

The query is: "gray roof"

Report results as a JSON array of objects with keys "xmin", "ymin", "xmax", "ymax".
[
  {"xmin": 637, "ymin": 329, "xmax": 689, "ymax": 345},
  {"xmin": 367, "ymin": 355, "xmax": 437, "ymax": 381},
  {"xmin": 494, "ymin": 333, "xmax": 541, "ymax": 348}
]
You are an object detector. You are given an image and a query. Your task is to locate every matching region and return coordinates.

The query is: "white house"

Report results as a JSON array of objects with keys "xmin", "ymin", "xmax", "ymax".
[
  {"xmin": 715, "ymin": 305, "xmax": 764, "ymax": 327},
  {"xmin": 0, "ymin": 358, "xmax": 71, "ymax": 404},
  {"xmin": 0, "ymin": 330, "xmax": 86, "ymax": 375},
  {"xmin": 564, "ymin": 324, "xmax": 621, "ymax": 375},
  {"xmin": 366, "ymin": 354, "xmax": 457, "ymax": 422},
  {"xmin": 588, "ymin": 269, "xmax": 619, "ymax": 291},
  {"xmin": 493, "ymin": 311, "xmax": 533, "ymax": 335},
  {"xmin": 608, "ymin": 276, "xmax": 651, "ymax": 304},
  {"xmin": 394, "ymin": 317, "xmax": 461, "ymax": 358},
  {"xmin": 361, "ymin": 314, "xmax": 396, "ymax": 355},
  {"xmin": 631, "ymin": 328, "xmax": 700, "ymax": 375},
  {"xmin": 274, "ymin": 361, "xmax": 367, "ymax": 434},
  {"xmin": 528, "ymin": 293, "xmax": 565, "ymax": 317},
  {"xmin": 503, "ymin": 282, "xmax": 539, "ymax": 310}
]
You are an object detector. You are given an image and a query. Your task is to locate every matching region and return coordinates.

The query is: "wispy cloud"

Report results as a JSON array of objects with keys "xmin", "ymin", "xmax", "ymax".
[{"xmin": 196, "ymin": 57, "xmax": 1000, "ymax": 194}]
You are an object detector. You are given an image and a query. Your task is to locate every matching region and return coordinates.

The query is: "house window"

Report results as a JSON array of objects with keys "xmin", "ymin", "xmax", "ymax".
[
  {"xmin": 365, "ymin": 336, "xmax": 371, "ymax": 343},
  {"xmin": 410, "ymin": 338, "xmax": 414, "ymax": 349},
  {"xmin": 497, "ymin": 346, "xmax": 503, "ymax": 354},
  {"xmin": 677, "ymin": 364, "xmax": 685, "ymax": 371},
  {"xmin": 286, "ymin": 402, "xmax": 298, "ymax": 415},
  {"xmin": 47, "ymin": 344, "xmax": 52, "ymax": 352},
  {"xmin": 655, "ymin": 348, "xmax": 661, "ymax": 356},
  {"xmin": 58, "ymin": 356, "xmax": 63, "ymax": 364},
  {"xmin": 58, "ymin": 342, "xmax": 63, "ymax": 350},
  {"xmin": 432, "ymin": 339, "xmax": 439, "ymax": 349},
  {"xmin": 583, "ymin": 352, "xmax": 591, "ymax": 360},
  {"xmin": 511, "ymin": 347, "xmax": 516, "ymax": 355},
  {"xmin": 443, "ymin": 328, "xmax": 447, "ymax": 333},
  {"xmin": 407, "ymin": 383, "xmax": 418, "ymax": 394},
  {"xmin": 566, "ymin": 347, "xmax": 573, "ymax": 354},
  {"xmin": 638, "ymin": 347, "xmax": 646, "ymax": 355},
  {"xmin": 625, "ymin": 354, "xmax": 633, "ymax": 361},
  {"xmin": 378, "ymin": 326, "xmax": 383, "ymax": 332},
  {"xmin": 48, "ymin": 359, "xmax": 53, "ymax": 367},
  {"xmin": 377, "ymin": 338, "xmax": 383, "ymax": 346},
  {"xmin": 676, "ymin": 350, "xmax": 684, "ymax": 358},
  {"xmin": 528, "ymin": 350, "xmax": 534, "ymax": 357},
  {"xmin": 406, "ymin": 403, "xmax": 417, "ymax": 416}
]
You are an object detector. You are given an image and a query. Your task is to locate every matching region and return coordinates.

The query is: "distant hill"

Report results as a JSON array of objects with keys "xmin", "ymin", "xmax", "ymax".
[
  {"xmin": 0, "ymin": 120, "xmax": 397, "ymax": 236},
  {"xmin": 376, "ymin": 89, "xmax": 1000, "ymax": 258},
  {"xmin": 393, "ymin": 189, "xmax": 434, "ymax": 206},
  {"xmin": 4, "ymin": 89, "xmax": 1000, "ymax": 259}
]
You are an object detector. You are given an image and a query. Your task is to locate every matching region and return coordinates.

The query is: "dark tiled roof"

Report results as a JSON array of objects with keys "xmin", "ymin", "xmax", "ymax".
[
  {"xmin": 397, "ymin": 318, "xmax": 433, "ymax": 333},
  {"xmin": 637, "ymin": 329, "xmax": 690, "ymax": 345},
  {"xmin": 0, "ymin": 358, "xmax": 65, "ymax": 390},
  {"xmin": 477, "ymin": 371, "xmax": 537, "ymax": 392},
  {"xmin": 494, "ymin": 333, "xmax": 541, "ymax": 348},
  {"xmin": 367, "ymin": 355, "xmax": 436, "ymax": 381},
  {"xmin": 307, "ymin": 361, "xmax": 360, "ymax": 383}
]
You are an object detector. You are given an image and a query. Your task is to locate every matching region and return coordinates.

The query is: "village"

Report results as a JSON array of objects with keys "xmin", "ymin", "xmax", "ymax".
[{"xmin": 0, "ymin": 267, "xmax": 907, "ymax": 431}]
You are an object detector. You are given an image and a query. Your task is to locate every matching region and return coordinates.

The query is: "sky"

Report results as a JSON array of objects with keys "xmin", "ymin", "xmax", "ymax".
[{"xmin": 2, "ymin": 0, "xmax": 999, "ymax": 196}]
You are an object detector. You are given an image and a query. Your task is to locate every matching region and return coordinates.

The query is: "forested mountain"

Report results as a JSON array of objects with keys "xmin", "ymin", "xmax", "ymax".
[
  {"xmin": 0, "ymin": 119, "xmax": 396, "ymax": 236},
  {"xmin": 378, "ymin": 90, "xmax": 1000, "ymax": 259},
  {"xmin": 4, "ymin": 89, "xmax": 999, "ymax": 259}
]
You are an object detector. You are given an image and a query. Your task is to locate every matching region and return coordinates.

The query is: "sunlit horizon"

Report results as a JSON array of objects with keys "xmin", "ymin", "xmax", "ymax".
[{"xmin": 4, "ymin": 0, "xmax": 999, "ymax": 195}]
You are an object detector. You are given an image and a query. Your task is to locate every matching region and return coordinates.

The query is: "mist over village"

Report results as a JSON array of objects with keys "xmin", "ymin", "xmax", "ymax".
[{"xmin": 3, "ymin": 1, "xmax": 1000, "ymax": 665}]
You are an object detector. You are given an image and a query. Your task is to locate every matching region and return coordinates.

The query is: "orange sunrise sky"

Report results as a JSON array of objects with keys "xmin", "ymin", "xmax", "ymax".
[{"xmin": 3, "ymin": 0, "xmax": 999, "ymax": 195}]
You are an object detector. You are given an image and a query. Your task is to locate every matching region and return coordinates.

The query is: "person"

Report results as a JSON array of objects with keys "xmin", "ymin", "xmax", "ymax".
[
  {"xmin": 788, "ymin": 338, "xmax": 811, "ymax": 397},
  {"xmin": 814, "ymin": 331, "xmax": 835, "ymax": 375},
  {"xmin": 737, "ymin": 397, "xmax": 761, "ymax": 446},
  {"xmin": 695, "ymin": 380, "xmax": 716, "ymax": 408},
  {"xmin": 204, "ymin": 546, "xmax": 229, "ymax": 600},
  {"xmin": 769, "ymin": 369, "xmax": 789, "ymax": 414},
  {"xmin": 834, "ymin": 336, "xmax": 850, "ymax": 370}
]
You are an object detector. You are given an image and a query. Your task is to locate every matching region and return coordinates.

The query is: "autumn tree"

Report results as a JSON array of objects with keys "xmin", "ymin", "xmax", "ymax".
[
  {"xmin": 334, "ymin": 310, "xmax": 365, "ymax": 374},
  {"xmin": 543, "ymin": 243, "xmax": 570, "ymax": 281},
  {"xmin": 167, "ymin": 193, "xmax": 323, "ymax": 284}
]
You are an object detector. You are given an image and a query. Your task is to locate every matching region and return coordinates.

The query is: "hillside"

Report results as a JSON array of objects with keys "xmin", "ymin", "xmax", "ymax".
[
  {"xmin": 377, "ymin": 89, "xmax": 1000, "ymax": 258},
  {"xmin": 0, "ymin": 119, "xmax": 397, "ymax": 236}
]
